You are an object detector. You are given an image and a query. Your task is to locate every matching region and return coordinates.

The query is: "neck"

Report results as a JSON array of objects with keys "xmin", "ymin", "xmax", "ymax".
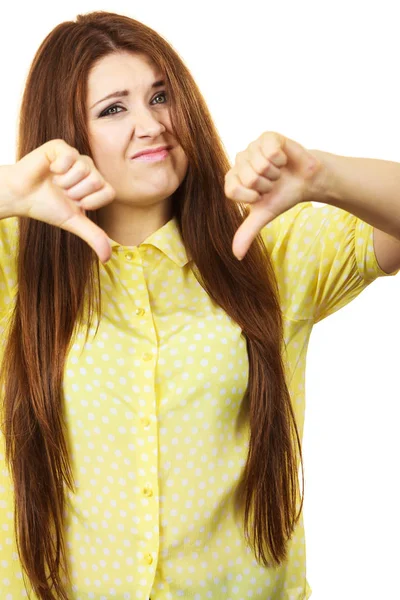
[{"xmin": 97, "ymin": 197, "xmax": 173, "ymax": 247}]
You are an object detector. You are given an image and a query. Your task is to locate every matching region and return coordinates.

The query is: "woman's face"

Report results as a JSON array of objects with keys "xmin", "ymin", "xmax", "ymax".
[{"xmin": 86, "ymin": 51, "xmax": 188, "ymax": 209}]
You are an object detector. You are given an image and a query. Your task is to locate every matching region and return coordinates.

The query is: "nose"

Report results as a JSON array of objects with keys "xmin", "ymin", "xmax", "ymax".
[{"xmin": 130, "ymin": 105, "xmax": 166, "ymax": 137}]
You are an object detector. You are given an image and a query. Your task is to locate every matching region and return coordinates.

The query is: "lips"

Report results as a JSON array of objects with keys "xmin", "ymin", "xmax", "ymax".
[{"xmin": 131, "ymin": 145, "xmax": 170, "ymax": 159}]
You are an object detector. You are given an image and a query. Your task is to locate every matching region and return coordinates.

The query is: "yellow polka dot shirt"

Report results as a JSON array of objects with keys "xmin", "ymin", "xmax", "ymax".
[{"xmin": 0, "ymin": 202, "xmax": 398, "ymax": 599}]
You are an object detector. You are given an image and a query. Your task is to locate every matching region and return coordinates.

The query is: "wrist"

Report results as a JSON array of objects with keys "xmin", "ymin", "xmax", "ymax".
[
  {"xmin": 306, "ymin": 149, "xmax": 342, "ymax": 205},
  {"xmin": 0, "ymin": 164, "xmax": 21, "ymax": 220}
]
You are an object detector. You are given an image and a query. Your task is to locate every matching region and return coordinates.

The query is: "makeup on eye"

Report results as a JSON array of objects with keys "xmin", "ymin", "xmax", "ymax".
[{"xmin": 99, "ymin": 91, "xmax": 168, "ymax": 118}]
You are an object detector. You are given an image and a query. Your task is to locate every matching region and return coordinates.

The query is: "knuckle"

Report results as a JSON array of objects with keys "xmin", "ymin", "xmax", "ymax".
[
  {"xmin": 224, "ymin": 181, "xmax": 233, "ymax": 196},
  {"xmin": 81, "ymin": 154, "xmax": 93, "ymax": 165},
  {"xmin": 65, "ymin": 145, "xmax": 80, "ymax": 158},
  {"xmin": 257, "ymin": 159, "xmax": 270, "ymax": 175},
  {"xmin": 107, "ymin": 185, "xmax": 116, "ymax": 200},
  {"xmin": 224, "ymin": 174, "xmax": 236, "ymax": 194},
  {"xmin": 228, "ymin": 185, "xmax": 241, "ymax": 199},
  {"xmin": 244, "ymin": 172, "xmax": 259, "ymax": 188},
  {"xmin": 263, "ymin": 158, "xmax": 270, "ymax": 169},
  {"xmin": 269, "ymin": 151, "xmax": 283, "ymax": 165},
  {"xmin": 269, "ymin": 149, "xmax": 281, "ymax": 159},
  {"xmin": 59, "ymin": 148, "xmax": 79, "ymax": 166},
  {"xmin": 91, "ymin": 176, "xmax": 103, "ymax": 191},
  {"xmin": 75, "ymin": 160, "xmax": 91, "ymax": 177}
]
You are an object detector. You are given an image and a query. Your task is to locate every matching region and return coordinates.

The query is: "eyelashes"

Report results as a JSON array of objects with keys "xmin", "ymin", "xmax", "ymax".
[{"xmin": 99, "ymin": 91, "xmax": 168, "ymax": 118}]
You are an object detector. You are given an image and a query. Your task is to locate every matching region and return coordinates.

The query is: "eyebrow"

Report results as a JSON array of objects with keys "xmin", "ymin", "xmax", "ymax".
[{"xmin": 90, "ymin": 79, "xmax": 166, "ymax": 110}]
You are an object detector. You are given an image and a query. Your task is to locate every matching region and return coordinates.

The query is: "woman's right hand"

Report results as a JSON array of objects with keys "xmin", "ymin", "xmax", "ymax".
[{"xmin": 5, "ymin": 139, "xmax": 116, "ymax": 264}]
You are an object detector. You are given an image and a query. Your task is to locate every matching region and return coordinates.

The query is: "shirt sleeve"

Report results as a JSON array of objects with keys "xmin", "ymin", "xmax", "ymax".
[
  {"xmin": 259, "ymin": 201, "xmax": 400, "ymax": 324},
  {"xmin": 0, "ymin": 216, "xmax": 18, "ymax": 329}
]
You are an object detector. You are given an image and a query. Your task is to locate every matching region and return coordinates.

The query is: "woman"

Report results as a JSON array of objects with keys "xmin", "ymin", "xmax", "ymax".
[{"xmin": 0, "ymin": 10, "xmax": 399, "ymax": 600}]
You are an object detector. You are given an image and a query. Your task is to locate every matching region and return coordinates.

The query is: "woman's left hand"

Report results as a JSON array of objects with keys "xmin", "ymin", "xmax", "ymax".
[{"xmin": 224, "ymin": 131, "xmax": 323, "ymax": 260}]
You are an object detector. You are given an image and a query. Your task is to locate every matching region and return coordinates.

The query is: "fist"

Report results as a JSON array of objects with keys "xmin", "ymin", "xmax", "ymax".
[
  {"xmin": 8, "ymin": 139, "xmax": 116, "ymax": 263},
  {"xmin": 224, "ymin": 132, "xmax": 322, "ymax": 260}
]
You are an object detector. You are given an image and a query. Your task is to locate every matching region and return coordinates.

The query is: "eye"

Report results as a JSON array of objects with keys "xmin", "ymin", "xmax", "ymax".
[
  {"xmin": 100, "ymin": 105, "xmax": 124, "ymax": 117},
  {"xmin": 152, "ymin": 91, "xmax": 168, "ymax": 105},
  {"xmin": 99, "ymin": 91, "xmax": 168, "ymax": 118}
]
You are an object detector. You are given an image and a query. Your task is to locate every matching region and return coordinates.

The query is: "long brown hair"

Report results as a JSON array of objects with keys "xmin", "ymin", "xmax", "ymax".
[{"xmin": 0, "ymin": 10, "xmax": 304, "ymax": 599}]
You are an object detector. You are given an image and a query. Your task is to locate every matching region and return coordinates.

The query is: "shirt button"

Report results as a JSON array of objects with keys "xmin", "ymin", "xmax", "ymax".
[
  {"xmin": 142, "ymin": 352, "xmax": 153, "ymax": 361},
  {"xmin": 135, "ymin": 308, "xmax": 145, "ymax": 316},
  {"xmin": 144, "ymin": 553, "xmax": 153, "ymax": 565},
  {"xmin": 125, "ymin": 252, "xmax": 134, "ymax": 261},
  {"xmin": 141, "ymin": 416, "xmax": 150, "ymax": 428},
  {"xmin": 143, "ymin": 484, "xmax": 153, "ymax": 497}
]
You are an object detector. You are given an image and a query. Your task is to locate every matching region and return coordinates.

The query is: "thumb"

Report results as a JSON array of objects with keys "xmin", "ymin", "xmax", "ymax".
[
  {"xmin": 232, "ymin": 207, "xmax": 276, "ymax": 260},
  {"xmin": 60, "ymin": 211, "xmax": 112, "ymax": 264}
]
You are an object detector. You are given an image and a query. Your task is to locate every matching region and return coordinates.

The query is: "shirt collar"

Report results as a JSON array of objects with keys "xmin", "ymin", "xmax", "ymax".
[{"xmin": 108, "ymin": 216, "xmax": 191, "ymax": 267}]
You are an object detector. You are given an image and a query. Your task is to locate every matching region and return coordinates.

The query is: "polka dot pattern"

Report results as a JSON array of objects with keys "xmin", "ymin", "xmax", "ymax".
[{"xmin": 0, "ymin": 203, "xmax": 397, "ymax": 599}]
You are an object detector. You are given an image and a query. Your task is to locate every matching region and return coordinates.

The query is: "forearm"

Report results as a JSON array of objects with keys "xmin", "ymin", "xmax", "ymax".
[
  {"xmin": 308, "ymin": 150, "xmax": 400, "ymax": 241},
  {"xmin": 0, "ymin": 165, "xmax": 19, "ymax": 221}
]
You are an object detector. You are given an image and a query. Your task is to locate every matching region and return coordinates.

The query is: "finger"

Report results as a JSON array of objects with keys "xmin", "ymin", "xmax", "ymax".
[
  {"xmin": 261, "ymin": 147, "xmax": 288, "ymax": 169},
  {"xmin": 259, "ymin": 132, "xmax": 288, "ymax": 168},
  {"xmin": 247, "ymin": 145, "xmax": 282, "ymax": 181},
  {"xmin": 232, "ymin": 206, "xmax": 276, "ymax": 260},
  {"xmin": 52, "ymin": 159, "xmax": 91, "ymax": 189},
  {"xmin": 76, "ymin": 184, "xmax": 116, "ymax": 210},
  {"xmin": 64, "ymin": 173, "xmax": 105, "ymax": 201},
  {"xmin": 224, "ymin": 171, "xmax": 260, "ymax": 204},
  {"xmin": 235, "ymin": 158, "xmax": 275, "ymax": 195},
  {"xmin": 49, "ymin": 154, "xmax": 77, "ymax": 175},
  {"xmin": 47, "ymin": 143, "xmax": 80, "ymax": 175},
  {"xmin": 59, "ymin": 212, "xmax": 112, "ymax": 264}
]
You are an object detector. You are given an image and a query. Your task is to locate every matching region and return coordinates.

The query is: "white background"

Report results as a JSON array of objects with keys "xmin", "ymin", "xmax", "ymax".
[{"xmin": 1, "ymin": 1, "xmax": 399, "ymax": 598}]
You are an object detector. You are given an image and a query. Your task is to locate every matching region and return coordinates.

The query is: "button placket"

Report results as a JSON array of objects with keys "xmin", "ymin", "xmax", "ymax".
[{"xmin": 123, "ymin": 245, "xmax": 158, "ymax": 572}]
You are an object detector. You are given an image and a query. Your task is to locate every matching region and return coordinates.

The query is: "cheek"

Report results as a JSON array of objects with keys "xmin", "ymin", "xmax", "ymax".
[
  {"xmin": 173, "ymin": 147, "xmax": 189, "ymax": 175},
  {"xmin": 89, "ymin": 128, "xmax": 125, "ymax": 165},
  {"xmin": 93, "ymin": 153, "xmax": 120, "ymax": 181}
]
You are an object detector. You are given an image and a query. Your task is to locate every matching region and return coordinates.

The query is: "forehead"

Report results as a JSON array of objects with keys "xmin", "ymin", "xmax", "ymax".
[{"xmin": 88, "ymin": 52, "xmax": 161, "ymax": 88}]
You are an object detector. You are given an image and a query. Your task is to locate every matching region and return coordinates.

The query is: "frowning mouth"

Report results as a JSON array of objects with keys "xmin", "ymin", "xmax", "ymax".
[
  {"xmin": 131, "ymin": 145, "xmax": 171, "ymax": 159},
  {"xmin": 131, "ymin": 148, "xmax": 170, "ymax": 162}
]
